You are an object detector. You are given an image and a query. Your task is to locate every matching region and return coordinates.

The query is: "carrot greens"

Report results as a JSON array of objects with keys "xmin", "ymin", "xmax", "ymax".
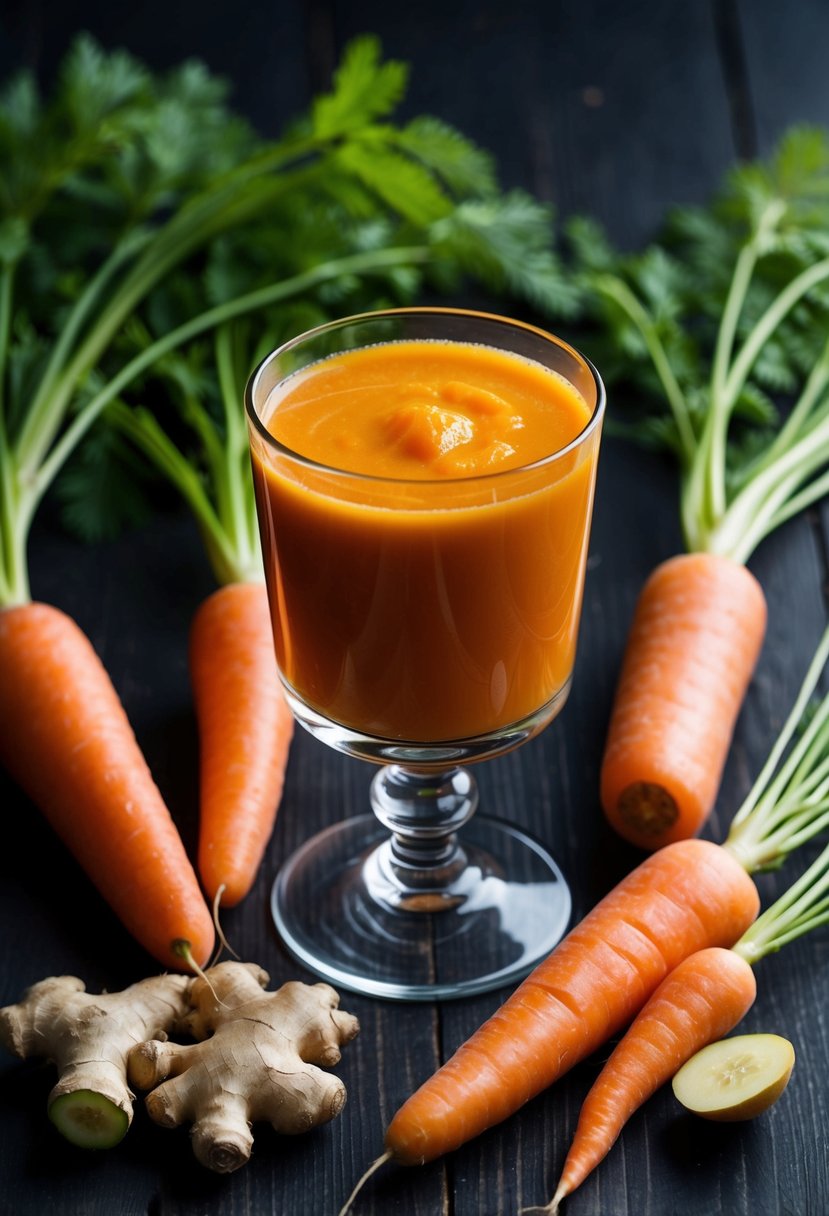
[
  {"xmin": 725, "ymin": 625, "xmax": 829, "ymax": 872},
  {"xmin": 545, "ymin": 837, "xmax": 829, "ymax": 1212},
  {"xmin": 0, "ymin": 34, "xmax": 572, "ymax": 603},
  {"xmin": 98, "ymin": 187, "xmax": 569, "ymax": 588},
  {"xmin": 568, "ymin": 127, "xmax": 829, "ymax": 562},
  {"xmin": 588, "ymin": 129, "xmax": 829, "ymax": 849}
]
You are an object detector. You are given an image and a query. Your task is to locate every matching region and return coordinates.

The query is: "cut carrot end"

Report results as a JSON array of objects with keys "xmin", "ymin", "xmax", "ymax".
[
  {"xmin": 600, "ymin": 553, "xmax": 767, "ymax": 850},
  {"xmin": 617, "ymin": 782, "xmax": 679, "ymax": 838}
]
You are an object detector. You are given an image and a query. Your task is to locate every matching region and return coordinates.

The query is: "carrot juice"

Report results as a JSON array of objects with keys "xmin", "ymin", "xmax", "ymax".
[{"xmin": 248, "ymin": 318, "xmax": 603, "ymax": 744}]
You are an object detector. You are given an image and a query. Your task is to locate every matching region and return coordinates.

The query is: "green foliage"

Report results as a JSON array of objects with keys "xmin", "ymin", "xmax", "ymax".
[
  {"xmin": 566, "ymin": 127, "xmax": 829, "ymax": 560},
  {"xmin": 395, "ymin": 116, "xmax": 497, "ymax": 197},
  {"xmin": 0, "ymin": 33, "xmax": 576, "ymax": 589},
  {"xmin": 433, "ymin": 193, "xmax": 579, "ymax": 316},
  {"xmin": 55, "ymin": 409, "xmax": 155, "ymax": 541},
  {"xmin": 311, "ymin": 36, "xmax": 408, "ymax": 138}
]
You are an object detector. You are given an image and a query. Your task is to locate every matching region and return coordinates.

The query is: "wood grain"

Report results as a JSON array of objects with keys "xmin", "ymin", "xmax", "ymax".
[{"xmin": 0, "ymin": 3, "xmax": 827, "ymax": 1215}]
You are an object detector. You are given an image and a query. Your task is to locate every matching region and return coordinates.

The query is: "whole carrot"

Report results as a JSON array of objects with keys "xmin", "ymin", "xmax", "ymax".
[
  {"xmin": 588, "ymin": 133, "xmax": 829, "ymax": 850},
  {"xmin": 190, "ymin": 581, "xmax": 294, "ymax": 907},
  {"xmin": 0, "ymin": 603, "xmax": 215, "ymax": 970},
  {"xmin": 601, "ymin": 553, "xmax": 766, "ymax": 849},
  {"xmin": 543, "ymin": 837, "xmax": 829, "ymax": 1212}
]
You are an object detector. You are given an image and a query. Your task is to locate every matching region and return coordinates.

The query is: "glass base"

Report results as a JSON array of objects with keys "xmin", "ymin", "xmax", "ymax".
[{"xmin": 270, "ymin": 813, "xmax": 571, "ymax": 1001}]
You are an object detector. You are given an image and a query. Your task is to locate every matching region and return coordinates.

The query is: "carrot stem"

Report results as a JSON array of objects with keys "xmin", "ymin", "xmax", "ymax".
[
  {"xmin": 213, "ymin": 323, "xmax": 260, "ymax": 577},
  {"xmin": 722, "ymin": 255, "xmax": 829, "ymax": 416},
  {"xmin": 13, "ymin": 164, "xmax": 326, "ymax": 476},
  {"xmin": 593, "ymin": 272, "xmax": 696, "ymax": 466},
  {"xmin": 15, "ymin": 232, "xmax": 151, "ymax": 462},
  {"xmin": 0, "ymin": 261, "xmax": 14, "ymax": 419},
  {"xmin": 744, "ymin": 335, "xmax": 829, "ymax": 484},
  {"xmin": 709, "ymin": 410, "xmax": 829, "ymax": 562},
  {"xmin": 103, "ymin": 244, "xmax": 429, "ymax": 585},
  {"xmin": 36, "ymin": 244, "xmax": 430, "ymax": 551},
  {"xmin": 724, "ymin": 625, "xmax": 829, "ymax": 870},
  {"xmin": 705, "ymin": 199, "xmax": 788, "ymax": 520},
  {"xmin": 736, "ymin": 839, "xmax": 829, "ymax": 962}
]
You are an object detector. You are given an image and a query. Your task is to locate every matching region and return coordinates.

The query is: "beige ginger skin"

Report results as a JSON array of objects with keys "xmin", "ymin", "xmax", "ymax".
[
  {"xmin": 0, "ymin": 973, "xmax": 191, "ymax": 1143},
  {"xmin": 128, "ymin": 961, "xmax": 360, "ymax": 1173}
]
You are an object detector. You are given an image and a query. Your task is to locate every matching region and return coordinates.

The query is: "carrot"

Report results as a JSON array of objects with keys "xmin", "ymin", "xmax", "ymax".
[
  {"xmin": 384, "ymin": 838, "xmax": 759, "ymax": 1167},
  {"xmin": 543, "ymin": 948, "xmax": 756, "ymax": 1212},
  {"xmin": 589, "ymin": 140, "xmax": 829, "ymax": 851},
  {"xmin": 0, "ymin": 602, "xmax": 215, "ymax": 971},
  {"xmin": 338, "ymin": 632, "xmax": 829, "ymax": 1212},
  {"xmin": 542, "ymin": 835, "xmax": 829, "ymax": 1212},
  {"xmin": 110, "ymin": 323, "xmax": 299, "ymax": 911},
  {"xmin": 341, "ymin": 838, "xmax": 758, "ymax": 1212},
  {"xmin": 600, "ymin": 553, "xmax": 767, "ymax": 850},
  {"xmin": 190, "ymin": 581, "xmax": 294, "ymax": 907}
]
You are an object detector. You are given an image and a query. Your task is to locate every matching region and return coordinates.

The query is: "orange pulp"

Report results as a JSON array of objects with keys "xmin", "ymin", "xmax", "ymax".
[{"xmin": 250, "ymin": 339, "xmax": 600, "ymax": 742}]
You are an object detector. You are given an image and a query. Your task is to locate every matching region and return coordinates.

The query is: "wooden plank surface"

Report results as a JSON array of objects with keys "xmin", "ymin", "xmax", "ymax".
[{"xmin": 0, "ymin": 2, "xmax": 828, "ymax": 1215}]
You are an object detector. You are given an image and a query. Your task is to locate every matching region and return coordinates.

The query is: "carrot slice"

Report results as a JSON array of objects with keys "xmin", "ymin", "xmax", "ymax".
[
  {"xmin": 600, "ymin": 553, "xmax": 767, "ymax": 849},
  {"xmin": 190, "ymin": 582, "xmax": 294, "ymax": 907},
  {"xmin": 0, "ymin": 602, "xmax": 214, "ymax": 970}
]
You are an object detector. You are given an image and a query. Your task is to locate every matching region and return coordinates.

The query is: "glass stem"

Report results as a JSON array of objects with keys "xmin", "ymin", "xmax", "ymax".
[{"xmin": 367, "ymin": 765, "xmax": 479, "ymax": 908}]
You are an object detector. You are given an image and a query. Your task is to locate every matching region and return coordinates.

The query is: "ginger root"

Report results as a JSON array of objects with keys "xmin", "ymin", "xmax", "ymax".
[
  {"xmin": 0, "ymin": 973, "xmax": 190, "ymax": 1148},
  {"xmin": 128, "ymin": 960, "xmax": 360, "ymax": 1173}
]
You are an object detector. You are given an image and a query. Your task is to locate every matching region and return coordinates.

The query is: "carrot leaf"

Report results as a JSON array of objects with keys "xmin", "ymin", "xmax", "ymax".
[
  {"xmin": 0, "ymin": 33, "xmax": 572, "ymax": 605},
  {"xmin": 568, "ymin": 126, "xmax": 829, "ymax": 562},
  {"xmin": 24, "ymin": 40, "xmax": 573, "ymax": 589}
]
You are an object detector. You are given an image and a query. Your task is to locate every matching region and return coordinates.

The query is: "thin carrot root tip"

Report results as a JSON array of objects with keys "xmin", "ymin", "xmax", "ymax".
[
  {"xmin": 173, "ymin": 943, "xmax": 225, "ymax": 1007},
  {"xmin": 171, "ymin": 941, "xmax": 217, "ymax": 999},
  {"xmin": 338, "ymin": 1150, "xmax": 394, "ymax": 1216},
  {"xmin": 208, "ymin": 887, "xmax": 241, "ymax": 968}
]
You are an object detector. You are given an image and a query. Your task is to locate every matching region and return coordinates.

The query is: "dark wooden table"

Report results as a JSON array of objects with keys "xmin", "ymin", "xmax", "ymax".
[{"xmin": 1, "ymin": 3, "xmax": 828, "ymax": 1214}]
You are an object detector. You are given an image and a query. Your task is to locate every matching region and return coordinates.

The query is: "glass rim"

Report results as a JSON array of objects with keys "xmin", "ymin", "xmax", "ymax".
[{"xmin": 245, "ymin": 306, "xmax": 606, "ymax": 487}]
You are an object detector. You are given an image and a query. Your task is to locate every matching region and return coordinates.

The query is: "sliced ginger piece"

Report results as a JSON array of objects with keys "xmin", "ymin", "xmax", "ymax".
[
  {"xmin": 0, "ymin": 973, "xmax": 191, "ymax": 1147},
  {"xmin": 672, "ymin": 1032, "xmax": 795, "ymax": 1122},
  {"xmin": 128, "ymin": 960, "xmax": 360, "ymax": 1173},
  {"xmin": 49, "ymin": 1090, "xmax": 130, "ymax": 1149}
]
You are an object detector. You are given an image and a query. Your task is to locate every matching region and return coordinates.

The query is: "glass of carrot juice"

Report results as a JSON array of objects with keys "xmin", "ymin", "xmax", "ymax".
[{"xmin": 246, "ymin": 308, "xmax": 605, "ymax": 1000}]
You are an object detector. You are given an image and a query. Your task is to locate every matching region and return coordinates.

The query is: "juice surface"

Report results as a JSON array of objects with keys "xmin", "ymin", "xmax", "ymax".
[
  {"xmin": 251, "ymin": 338, "xmax": 601, "ymax": 742},
  {"xmin": 269, "ymin": 340, "xmax": 588, "ymax": 479}
]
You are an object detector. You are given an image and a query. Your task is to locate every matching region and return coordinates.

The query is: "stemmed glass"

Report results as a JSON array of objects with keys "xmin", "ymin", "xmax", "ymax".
[{"xmin": 246, "ymin": 308, "xmax": 604, "ymax": 1000}]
